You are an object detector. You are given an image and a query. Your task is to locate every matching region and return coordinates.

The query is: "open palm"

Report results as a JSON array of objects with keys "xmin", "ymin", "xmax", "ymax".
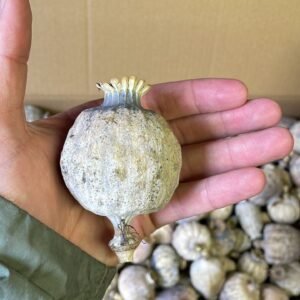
[{"xmin": 0, "ymin": 0, "xmax": 293, "ymax": 267}]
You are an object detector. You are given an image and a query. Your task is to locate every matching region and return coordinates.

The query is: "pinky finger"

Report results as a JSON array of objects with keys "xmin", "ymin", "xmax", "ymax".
[{"xmin": 150, "ymin": 167, "xmax": 265, "ymax": 227}]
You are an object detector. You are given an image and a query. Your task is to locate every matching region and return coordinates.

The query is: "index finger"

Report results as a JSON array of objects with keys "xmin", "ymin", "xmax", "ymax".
[{"xmin": 142, "ymin": 78, "xmax": 248, "ymax": 120}]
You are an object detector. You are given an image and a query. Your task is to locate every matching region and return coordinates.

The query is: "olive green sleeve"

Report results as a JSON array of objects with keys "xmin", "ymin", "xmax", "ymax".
[{"xmin": 0, "ymin": 196, "xmax": 116, "ymax": 300}]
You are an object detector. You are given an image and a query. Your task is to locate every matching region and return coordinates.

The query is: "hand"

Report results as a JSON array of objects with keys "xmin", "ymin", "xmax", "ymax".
[{"xmin": 0, "ymin": 0, "xmax": 293, "ymax": 266}]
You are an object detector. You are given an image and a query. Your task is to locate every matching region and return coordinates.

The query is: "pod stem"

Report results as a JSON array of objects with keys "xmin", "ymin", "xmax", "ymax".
[
  {"xmin": 108, "ymin": 216, "xmax": 142, "ymax": 264},
  {"xmin": 96, "ymin": 76, "xmax": 150, "ymax": 108}
]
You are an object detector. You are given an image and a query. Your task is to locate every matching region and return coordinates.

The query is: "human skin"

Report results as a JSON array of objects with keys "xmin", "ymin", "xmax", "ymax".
[{"xmin": 0, "ymin": 0, "xmax": 293, "ymax": 266}]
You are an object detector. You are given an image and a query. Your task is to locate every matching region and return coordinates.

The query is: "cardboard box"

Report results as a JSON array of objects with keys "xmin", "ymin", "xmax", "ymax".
[{"xmin": 26, "ymin": 1, "xmax": 300, "ymax": 115}]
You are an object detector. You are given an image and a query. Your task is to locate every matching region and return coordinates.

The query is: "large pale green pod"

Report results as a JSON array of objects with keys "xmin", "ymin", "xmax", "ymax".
[{"xmin": 60, "ymin": 76, "xmax": 182, "ymax": 263}]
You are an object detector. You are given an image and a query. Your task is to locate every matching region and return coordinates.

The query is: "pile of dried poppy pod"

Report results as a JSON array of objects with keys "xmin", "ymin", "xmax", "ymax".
[{"xmin": 104, "ymin": 116, "xmax": 300, "ymax": 300}]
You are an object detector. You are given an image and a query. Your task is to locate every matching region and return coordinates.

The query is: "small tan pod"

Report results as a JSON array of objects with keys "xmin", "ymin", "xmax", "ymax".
[
  {"xmin": 209, "ymin": 219, "xmax": 235, "ymax": 257},
  {"xmin": 238, "ymin": 250, "xmax": 268, "ymax": 283},
  {"xmin": 102, "ymin": 274, "xmax": 122, "ymax": 300},
  {"xmin": 190, "ymin": 256, "xmax": 226, "ymax": 299},
  {"xmin": 103, "ymin": 290, "xmax": 123, "ymax": 300},
  {"xmin": 24, "ymin": 104, "xmax": 50, "ymax": 122},
  {"xmin": 133, "ymin": 239, "xmax": 155, "ymax": 264},
  {"xmin": 262, "ymin": 284, "xmax": 289, "ymax": 300},
  {"xmin": 255, "ymin": 224, "xmax": 300, "ymax": 264},
  {"xmin": 235, "ymin": 201, "xmax": 263, "ymax": 240},
  {"xmin": 176, "ymin": 213, "xmax": 207, "ymax": 224},
  {"xmin": 151, "ymin": 224, "xmax": 174, "ymax": 244},
  {"xmin": 155, "ymin": 284, "xmax": 198, "ymax": 300},
  {"xmin": 249, "ymin": 164, "xmax": 283, "ymax": 206},
  {"xmin": 290, "ymin": 121, "xmax": 300, "ymax": 153},
  {"xmin": 209, "ymin": 205, "xmax": 233, "ymax": 221},
  {"xmin": 219, "ymin": 272, "xmax": 260, "ymax": 300},
  {"xmin": 151, "ymin": 244, "xmax": 180, "ymax": 288},
  {"xmin": 270, "ymin": 262, "xmax": 300, "ymax": 296},
  {"xmin": 118, "ymin": 265, "xmax": 155, "ymax": 300},
  {"xmin": 232, "ymin": 228, "xmax": 252, "ymax": 253},
  {"xmin": 267, "ymin": 191, "xmax": 300, "ymax": 224},
  {"xmin": 172, "ymin": 221, "xmax": 212, "ymax": 260},
  {"xmin": 289, "ymin": 154, "xmax": 300, "ymax": 186}
]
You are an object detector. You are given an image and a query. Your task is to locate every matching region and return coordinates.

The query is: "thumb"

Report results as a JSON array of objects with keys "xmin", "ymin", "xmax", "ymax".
[{"xmin": 0, "ymin": 0, "xmax": 32, "ymax": 126}]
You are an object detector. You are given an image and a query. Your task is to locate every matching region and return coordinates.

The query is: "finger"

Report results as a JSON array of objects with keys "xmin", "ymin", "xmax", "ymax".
[
  {"xmin": 142, "ymin": 78, "xmax": 248, "ymax": 120},
  {"xmin": 180, "ymin": 127, "xmax": 293, "ymax": 181},
  {"xmin": 0, "ymin": 0, "xmax": 32, "ymax": 123},
  {"xmin": 150, "ymin": 167, "xmax": 265, "ymax": 227},
  {"xmin": 171, "ymin": 98, "xmax": 282, "ymax": 145}
]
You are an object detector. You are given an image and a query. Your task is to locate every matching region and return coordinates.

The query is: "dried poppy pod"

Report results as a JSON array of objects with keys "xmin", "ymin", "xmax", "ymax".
[
  {"xmin": 237, "ymin": 249, "xmax": 268, "ymax": 284},
  {"xmin": 249, "ymin": 164, "xmax": 284, "ymax": 206},
  {"xmin": 267, "ymin": 189, "xmax": 300, "ymax": 224},
  {"xmin": 270, "ymin": 262, "xmax": 300, "ymax": 296},
  {"xmin": 290, "ymin": 121, "xmax": 300, "ymax": 153},
  {"xmin": 24, "ymin": 104, "xmax": 50, "ymax": 122},
  {"xmin": 254, "ymin": 224, "xmax": 300, "ymax": 264},
  {"xmin": 175, "ymin": 213, "xmax": 207, "ymax": 224},
  {"xmin": 219, "ymin": 272, "xmax": 260, "ymax": 300},
  {"xmin": 190, "ymin": 256, "xmax": 226, "ymax": 299},
  {"xmin": 209, "ymin": 205, "xmax": 233, "ymax": 220},
  {"xmin": 133, "ymin": 238, "xmax": 155, "ymax": 264},
  {"xmin": 60, "ymin": 77, "xmax": 182, "ymax": 263},
  {"xmin": 102, "ymin": 274, "xmax": 123, "ymax": 300},
  {"xmin": 262, "ymin": 284, "xmax": 289, "ymax": 300},
  {"xmin": 231, "ymin": 228, "xmax": 251, "ymax": 253},
  {"xmin": 209, "ymin": 219, "xmax": 236, "ymax": 257},
  {"xmin": 151, "ymin": 224, "xmax": 174, "ymax": 244},
  {"xmin": 235, "ymin": 200, "xmax": 263, "ymax": 240},
  {"xmin": 289, "ymin": 154, "xmax": 300, "ymax": 187},
  {"xmin": 151, "ymin": 244, "xmax": 180, "ymax": 288},
  {"xmin": 292, "ymin": 187, "xmax": 300, "ymax": 199},
  {"xmin": 172, "ymin": 221, "xmax": 212, "ymax": 260},
  {"xmin": 278, "ymin": 116, "xmax": 298, "ymax": 129},
  {"xmin": 118, "ymin": 265, "xmax": 156, "ymax": 300},
  {"xmin": 155, "ymin": 284, "xmax": 198, "ymax": 300}
]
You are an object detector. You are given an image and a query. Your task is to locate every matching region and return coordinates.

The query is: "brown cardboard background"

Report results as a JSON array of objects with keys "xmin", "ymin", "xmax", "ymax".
[{"xmin": 26, "ymin": 1, "xmax": 300, "ymax": 114}]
